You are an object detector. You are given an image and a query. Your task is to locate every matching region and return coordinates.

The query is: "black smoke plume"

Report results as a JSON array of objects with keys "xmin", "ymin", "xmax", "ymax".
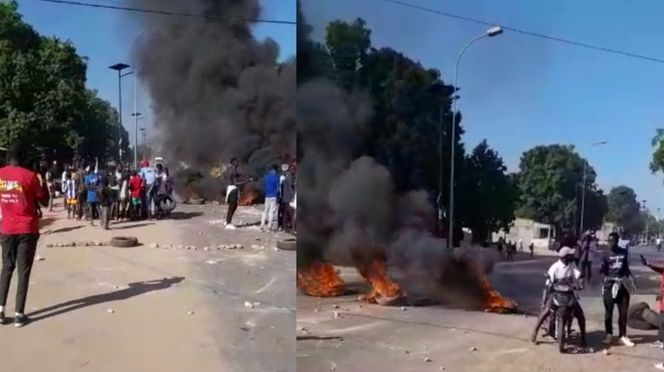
[
  {"xmin": 297, "ymin": 2, "xmax": 502, "ymax": 309},
  {"xmin": 128, "ymin": 0, "xmax": 295, "ymax": 199}
]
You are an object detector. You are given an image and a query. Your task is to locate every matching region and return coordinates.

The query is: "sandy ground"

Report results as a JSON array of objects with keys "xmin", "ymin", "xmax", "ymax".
[
  {"xmin": 0, "ymin": 200, "xmax": 295, "ymax": 372},
  {"xmin": 297, "ymin": 248, "xmax": 664, "ymax": 372}
]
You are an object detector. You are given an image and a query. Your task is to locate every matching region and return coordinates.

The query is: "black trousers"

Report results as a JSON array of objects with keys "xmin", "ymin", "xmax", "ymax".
[
  {"xmin": 580, "ymin": 260, "xmax": 592, "ymax": 281},
  {"xmin": 0, "ymin": 234, "xmax": 39, "ymax": 314},
  {"xmin": 659, "ymin": 312, "xmax": 664, "ymax": 342},
  {"xmin": 226, "ymin": 189, "xmax": 238, "ymax": 224},
  {"xmin": 603, "ymin": 284, "xmax": 630, "ymax": 337}
]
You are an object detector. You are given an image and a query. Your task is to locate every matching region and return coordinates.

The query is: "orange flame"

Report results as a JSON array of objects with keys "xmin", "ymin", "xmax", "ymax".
[
  {"xmin": 297, "ymin": 261, "xmax": 345, "ymax": 297},
  {"xmin": 354, "ymin": 254, "xmax": 403, "ymax": 304},
  {"xmin": 479, "ymin": 275, "xmax": 517, "ymax": 313},
  {"xmin": 239, "ymin": 188, "xmax": 259, "ymax": 206}
]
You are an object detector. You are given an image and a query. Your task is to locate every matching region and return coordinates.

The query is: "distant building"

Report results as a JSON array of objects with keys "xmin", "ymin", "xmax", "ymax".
[{"xmin": 492, "ymin": 218, "xmax": 556, "ymax": 250}]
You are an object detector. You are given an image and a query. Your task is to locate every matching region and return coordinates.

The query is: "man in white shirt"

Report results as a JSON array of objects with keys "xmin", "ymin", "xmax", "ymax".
[{"xmin": 530, "ymin": 247, "xmax": 587, "ymax": 348}]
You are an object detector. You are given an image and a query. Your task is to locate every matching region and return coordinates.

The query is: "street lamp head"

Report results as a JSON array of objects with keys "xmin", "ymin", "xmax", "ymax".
[
  {"xmin": 131, "ymin": 112, "xmax": 142, "ymax": 117},
  {"xmin": 486, "ymin": 26, "xmax": 503, "ymax": 37},
  {"xmin": 109, "ymin": 63, "xmax": 130, "ymax": 71}
]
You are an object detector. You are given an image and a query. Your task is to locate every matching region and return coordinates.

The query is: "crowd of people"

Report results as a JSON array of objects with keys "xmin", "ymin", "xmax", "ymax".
[
  {"xmin": 40, "ymin": 159, "xmax": 174, "ymax": 230},
  {"xmin": 530, "ymin": 230, "xmax": 664, "ymax": 370}
]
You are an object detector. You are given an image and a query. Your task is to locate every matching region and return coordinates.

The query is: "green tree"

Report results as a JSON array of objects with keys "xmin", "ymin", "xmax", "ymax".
[
  {"xmin": 607, "ymin": 185, "xmax": 644, "ymax": 236},
  {"xmin": 460, "ymin": 140, "xmax": 518, "ymax": 243},
  {"xmin": 516, "ymin": 144, "xmax": 606, "ymax": 235},
  {"xmin": 0, "ymin": 1, "xmax": 128, "ymax": 165},
  {"xmin": 650, "ymin": 128, "xmax": 664, "ymax": 175}
]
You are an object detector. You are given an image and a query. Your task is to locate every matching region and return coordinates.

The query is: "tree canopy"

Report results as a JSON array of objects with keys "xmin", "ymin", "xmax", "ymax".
[
  {"xmin": 0, "ymin": 1, "xmax": 129, "ymax": 165},
  {"xmin": 516, "ymin": 144, "xmax": 607, "ymax": 235},
  {"xmin": 303, "ymin": 15, "xmax": 517, "ymax": 243}
]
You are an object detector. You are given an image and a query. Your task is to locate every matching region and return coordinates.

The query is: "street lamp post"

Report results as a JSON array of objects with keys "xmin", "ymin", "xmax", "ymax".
[
  {"xmin": 579, "ymin": 140, "xmax": 607, "ymax": 236},
  {"xmin": 447, "ymin": 26, "xmax": 503, "ymax": 248},
  {"xmin": 643, "ymin": 200, "xmax": 649, "ymax": 244},
  {"xmin": 109, "ymin": 63, "xmax": 132, "ymax": 162},
  {"xmin": 131, "ymin": 112, "xmax": 143, "ymax": 169}
]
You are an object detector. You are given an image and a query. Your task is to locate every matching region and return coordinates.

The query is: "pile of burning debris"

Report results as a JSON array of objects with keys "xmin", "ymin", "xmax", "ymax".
[
  {"xmin": 174, "ymin": 165, "xmax": 262, "ymax": 206},
  {"xmin": 297, "ymin": 250, "xmax": 518, "ymax": 314}
]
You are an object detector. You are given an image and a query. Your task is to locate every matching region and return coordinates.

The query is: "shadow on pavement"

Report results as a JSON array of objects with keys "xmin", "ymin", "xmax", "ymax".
[
  {"xmin": 27, "ymin": 277, "xmax": 185, "ymax": 323},
  {"xmin": 111, "ymin": 222, "xmax": 155, "ymax": 230},
  {"xmin": 169, "ymin": 211, "xmax": 204, "ymax": 220},
  {"xmin": 49, "ymin": 225, "xmax": 85, "ymax": 234}
]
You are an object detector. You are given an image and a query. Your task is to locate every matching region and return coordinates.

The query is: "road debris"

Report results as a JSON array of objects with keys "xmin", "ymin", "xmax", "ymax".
[
  {"xmin": 150, "ymin": 243, "xmax": 159, "ymax": 248},
  {"xmin": 332, "ymin": 311, "xmax": 341, "ymax": 319},
  {"xmin": 35, "ymin": 255, "xmax": 45, "ymax": 261},
  {"xmin": 244, "ymin": 301, "xmax": 254, "ymax": 309},
  {"xmin": 469, "ymin": 347, "xmax": 477, "ymax": 352},
  {"xmin": 424, "ymin": 357, "xmax": 432, "ymax": 362},
  {"xmin": 602, "ymin": 349, "xmax": 610, "ymax": 356},
  {"xmin": 187, "ymin": 310, "xmax": 195, "ymax": 315},
  {"xmin": 106, "ymin": 308, "xmax": 115, "ymax": 314},
  {"xmin": 400, "ymin": 306, "xmax": 407, "ymax": 311}
]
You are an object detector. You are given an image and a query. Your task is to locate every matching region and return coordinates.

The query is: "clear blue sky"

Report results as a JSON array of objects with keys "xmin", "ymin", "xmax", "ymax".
[
  {"xmin": 303, "ymin": 0, "xmax": 664, "ymax": 214},
  {"xmin": 14, "ymin": 0, "xmax": 295, "ymax": 152}
]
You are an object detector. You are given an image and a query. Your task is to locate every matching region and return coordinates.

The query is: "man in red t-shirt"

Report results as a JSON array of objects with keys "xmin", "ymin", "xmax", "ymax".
[{"xmin": 0, "ymin": 142, "xmax": 49, "ymax": 327}]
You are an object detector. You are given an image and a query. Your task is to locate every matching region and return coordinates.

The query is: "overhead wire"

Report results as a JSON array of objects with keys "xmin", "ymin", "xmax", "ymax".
[
  {"xmin": 35, "ymin": 0, "xmax": 297, "ymax": 25},
  {"xmin": 379, "ymin": 0, "xmax": 664, "ymax": 64}
]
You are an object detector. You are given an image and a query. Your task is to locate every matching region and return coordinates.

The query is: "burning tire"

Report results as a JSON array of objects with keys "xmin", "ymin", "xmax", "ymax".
[
  {"xmin": 627, "ymin": 301, "xmax": 658, "ymax": 330},
  {"xmin": 276, "ymin": 239, "xmax": 296, "ymax": 251},
  {"xmin": 110, "ymin": 236, "xmax": 139, "ymax": 248}
]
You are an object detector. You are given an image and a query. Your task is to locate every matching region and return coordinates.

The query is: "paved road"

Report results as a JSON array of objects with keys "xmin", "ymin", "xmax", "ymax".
[
  {"xmin": 0, "ymin": 201, "xmax": 295, "ymax": 372},
  {"xmin": 297, "ymin": 246, "xmax": 664, "ymax": 372}
]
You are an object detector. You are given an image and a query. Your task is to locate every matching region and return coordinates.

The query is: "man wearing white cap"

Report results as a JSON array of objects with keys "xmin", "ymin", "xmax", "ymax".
[{"xmin": 530, "ymin": 246, "xmax": 587, "ymax": 348}]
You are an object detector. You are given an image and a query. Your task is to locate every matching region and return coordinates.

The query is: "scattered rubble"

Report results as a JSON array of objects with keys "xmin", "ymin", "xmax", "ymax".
[
  {"xmin": 244, "ymin": 301, "xmax": 254, "ymax": 309},
  {"xmin": 332, "ymin": 311, "xmax": 341, "ymax": 319},
  {"xmin": 424, "ymin": 357, "xmax": 432, "ymax": 362},
  {"xmin": 106, "ymin": 309, "xmax": 115, "ymax": 314}
]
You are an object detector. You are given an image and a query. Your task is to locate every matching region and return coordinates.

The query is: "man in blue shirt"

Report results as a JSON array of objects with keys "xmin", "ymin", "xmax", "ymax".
[
  {"xmin": 260, "ymin": 164, "xmax": 280, "ymax": 232},
  {"xmin": 84, "ymin": 168, "xmax": 100, "ymax": 226}
]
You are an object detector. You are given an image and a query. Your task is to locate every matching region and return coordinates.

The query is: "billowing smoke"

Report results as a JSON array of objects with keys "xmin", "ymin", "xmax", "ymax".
[
  {"xmin": 298, "ymin": 6, "xmax": 500, "ymax": 309},
  {"xmin": 129, "ymin": 0, "xmax": 295, "ymax": 198}
]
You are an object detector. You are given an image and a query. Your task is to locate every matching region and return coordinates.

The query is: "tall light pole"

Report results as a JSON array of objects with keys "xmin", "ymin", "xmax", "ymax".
[
  {"xmin": 109, "ymin": 63, "xmax": 132, "ymax": 161},
  {"xmin": 658, "ymin": 207, "xmax": 662, "ymax": 239},
  {"xmin": 447, "ymin": 26, "xmax": 503, "ymax": 248},
  {"xmin": 643, "ymin": 200, "xmax": 649, "ymax": 244},
  {"xmin": 579, "ymin": 140, "xmax": 607, "ymax": 236},
  {"xmin": 131, "ymin": 112, "xmax": 143, "ymax": 169}
]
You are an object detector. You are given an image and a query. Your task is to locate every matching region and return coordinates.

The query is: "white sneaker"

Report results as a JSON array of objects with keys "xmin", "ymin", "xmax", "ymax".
[
  {"xmin": 620, "ymin": 336, "xmax": 635, "ymax": 347},
  {"xmin": 650, "ymin": 341, "xmax": 664, "ymax": 349},
  {"xmin": 654, "ymin": 362, "xmax": 664, "ymax": 370},
  {"xmin": 225, "ymin": 224, "xmax": 236, "ymax": 230}
]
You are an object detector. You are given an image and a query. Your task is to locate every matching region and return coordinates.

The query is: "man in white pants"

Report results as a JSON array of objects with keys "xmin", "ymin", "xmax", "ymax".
[{"xmin": 260, "ymin": 164, "xmax": 280, "ymax": 232}]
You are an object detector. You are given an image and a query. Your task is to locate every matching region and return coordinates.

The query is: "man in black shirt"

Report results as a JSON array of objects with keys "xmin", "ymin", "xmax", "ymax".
[{"xmin": 600, "ymin": 232, "xmax": 636, "ymax": 347}]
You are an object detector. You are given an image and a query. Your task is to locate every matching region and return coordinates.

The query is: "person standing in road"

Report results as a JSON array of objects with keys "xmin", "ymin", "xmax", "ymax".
[
  {"xmin": 260, "ymin": 165, "xmax": 280, "ymax": 232},
  {"xmin": 98, "ymin": 176, "xmax": 112, "ymax": 230},
  {"xmin": 139, "ymin": 161, "xmax": 156, "ymax": 220},
  {"xmin": 600, "ymin": 232, "xmax": 636, "ymax": 347},
  {"xmin": 277, "ymin": 164, "xmax": 288, "ymax": 231},
  {"xmin": 281, "ymin": 163, "xmax": 295, "ymax": 233},
  {"xmin": 0, "ymin": 142, "xmax": 49, "ymax": 327},
  {"xmin": 225, "ymin": 158, "xmax": 252, "ymax": 230},
  {"xmin": 84, "ymin": 167, "xmax": 100, "ymax": 226},
  {"xmin": 639, "ymin": 255, "xmax": 664, "ymax": 358},
  {"xmin": 579, "ymin": 233, "xmax": 594, "ymax": 282}
]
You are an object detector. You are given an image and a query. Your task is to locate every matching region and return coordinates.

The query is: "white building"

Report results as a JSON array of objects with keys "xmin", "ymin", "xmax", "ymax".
[{"xmin": 492, "ymin": 218, "xmax": 555, "ymax": 250}]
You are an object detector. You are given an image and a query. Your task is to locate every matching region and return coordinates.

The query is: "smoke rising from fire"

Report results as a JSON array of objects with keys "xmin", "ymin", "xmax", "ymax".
[
  {"xmin": 298, "ymin": 6, "xmax": 503, "ymax": 310},
  {"xmin": 128, "ymin": 0, "xmax": 295, "ymax": 196}
]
